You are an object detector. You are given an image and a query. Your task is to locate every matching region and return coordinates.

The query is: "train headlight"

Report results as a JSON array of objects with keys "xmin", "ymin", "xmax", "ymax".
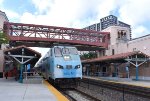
[
  {"xmin": 75, "ymin": 65, "xmax": 80, "ymax": 69},
  {"xmin": 64, "ymin": 55, "xmax": 71, "ymax": 60},
  {"xmin": 57, "ymin": 64, "xmax": 63, "ymax": 69}
]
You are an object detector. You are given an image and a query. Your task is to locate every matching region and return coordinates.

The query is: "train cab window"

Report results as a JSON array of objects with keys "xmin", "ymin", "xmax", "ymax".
[
  {"xmin": 50, "ymin": 49, "xmax": 52, "ymax": 56},
  {"xmin": 70, "ymin": 48, "xmax": 78, "ymax": 55},
  {"xmin": 54, "ymin": 47, "xmax": 62, "ymax": 57},
  {"xmin": 62, "ymin": 48, "xmax": 70, "ymax": 54}
]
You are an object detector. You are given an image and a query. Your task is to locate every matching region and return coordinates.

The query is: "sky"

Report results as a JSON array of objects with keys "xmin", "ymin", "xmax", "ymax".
[{"xmin": 1, "ymin": 0, "xmax": 150, "ymax": 56}]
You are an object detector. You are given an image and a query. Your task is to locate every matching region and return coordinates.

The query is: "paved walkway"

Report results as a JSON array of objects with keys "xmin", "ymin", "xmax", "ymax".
[{"xmin": 0, "ymin": 77, "xmax": 57, "ymax": 101}]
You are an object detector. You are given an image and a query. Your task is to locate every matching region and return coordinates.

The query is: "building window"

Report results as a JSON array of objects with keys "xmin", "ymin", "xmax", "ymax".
[
  {"xmin": 103, "ymin": 50, "xmax": 105, "ymax": 56},
  {"xmin": 118, "ymin": 30, "xmax": 127, "ymax": 39},
  {"xmin": 112, "ymin": 49, "xmax": 115, "ymax": 55}
]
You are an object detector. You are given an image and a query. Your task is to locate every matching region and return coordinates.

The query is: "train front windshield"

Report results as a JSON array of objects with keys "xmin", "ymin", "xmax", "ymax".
[{"xmin": 54, "ymin": 47, "xmax": 78, "ymax": 56}]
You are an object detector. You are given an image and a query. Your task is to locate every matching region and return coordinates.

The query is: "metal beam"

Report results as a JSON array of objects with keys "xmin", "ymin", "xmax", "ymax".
[{"xmin": 9, "ymin": 55, "xmax": 36, "ymax": 58}]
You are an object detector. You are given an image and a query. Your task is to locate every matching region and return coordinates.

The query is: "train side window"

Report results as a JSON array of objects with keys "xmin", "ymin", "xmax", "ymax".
[{"xmin": 54, "ymin": 47, "xmax": 62, "ymax": 57}]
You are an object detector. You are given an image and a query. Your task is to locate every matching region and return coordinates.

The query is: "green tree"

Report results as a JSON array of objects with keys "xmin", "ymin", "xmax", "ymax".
[
  {"xmin": 80, "ymin": 52, "xmax": 97, "ymax": 60},
  {"xmin": 0, "ymin": 31, "xmax": 9, "ymax": 44}
]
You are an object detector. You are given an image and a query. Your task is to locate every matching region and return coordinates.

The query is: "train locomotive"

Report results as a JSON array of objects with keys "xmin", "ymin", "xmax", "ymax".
[{"xmin": 39, "ymin": 45, "xmax": 82, "ymax": 87}]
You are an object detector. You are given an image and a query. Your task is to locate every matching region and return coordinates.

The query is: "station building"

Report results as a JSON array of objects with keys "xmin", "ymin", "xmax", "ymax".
[{"xmin": 83, "ymin": 15, "xmax": 150, "ymax": 80}]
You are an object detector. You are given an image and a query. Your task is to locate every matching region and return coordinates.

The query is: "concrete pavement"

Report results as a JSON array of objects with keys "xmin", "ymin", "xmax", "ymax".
[{"xmin": 0, "ymin": 77, "xmax": 57, "ymax": 101}]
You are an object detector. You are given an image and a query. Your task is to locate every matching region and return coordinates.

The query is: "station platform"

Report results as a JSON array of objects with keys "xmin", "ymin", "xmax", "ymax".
[
  {"xmin": 0, "ymin": 77, "xmax": 69, "ymax": 101},
  {"xmin": 83, "ymin": 76, "xmax": 150, "ymax": 88}
]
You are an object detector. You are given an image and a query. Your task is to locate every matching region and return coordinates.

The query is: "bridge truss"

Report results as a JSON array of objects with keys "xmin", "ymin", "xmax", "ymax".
[{"xmin": 4, "ymin": 22, "xmax": 110, "ymax": 51}]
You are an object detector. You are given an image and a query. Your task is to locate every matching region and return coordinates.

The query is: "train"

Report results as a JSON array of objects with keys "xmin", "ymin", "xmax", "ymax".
[{"xmin": 38, "ymin": 45, "xmax": 82, "ymax": 87}]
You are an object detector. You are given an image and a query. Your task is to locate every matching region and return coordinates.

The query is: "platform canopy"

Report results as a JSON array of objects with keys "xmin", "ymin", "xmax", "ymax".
[
  {"xmin": 4, "ymin": 45, "xmax": 41, "ymax": 65},
  {"xmin": 82, "ymin": 51, "xmax": 150, "ymax": 64},
  {"xmin": 82, "ymin": 51, "xmax": 150, "ymax": 81}
]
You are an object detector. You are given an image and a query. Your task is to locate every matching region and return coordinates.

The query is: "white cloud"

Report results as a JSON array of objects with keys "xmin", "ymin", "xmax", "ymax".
[
  {"xmin": 0, "ymin": 0, "xmax": 20, "ymax": 21},
  {"xmin": 4, "ymin": 10, "xmax": 20, "ymax": 19},
  {"xmin": 0, "ymin": 0, "xmax": 3, "ymax": 4},
  {"xmin": 97, "ymin": 0, "xmax": 119, "ymax": 18},
  {"xmin": 118, "ymin": 0, "xmax": 150, "ymax": 38},
  {"xmin": 0, "ymin": 9, "xmax": 20, "ymax": 22},
  {"xmin": 21, "ymin": 0, "xmax": 119, "ymax": 28},
  {"xmin": 132, "ymin": 25, "xmax": 150, "ymax": 38},
  {"xmin": 31, "ymin": 0, "xmax": 54, "ymax": 13},
  {"xmin": 0, "ymin": 0, "xmax": 4, "ymax": 10},
  {"xmin": 119, "ymin": 0, "xmax": 150, "ymax": 26}
]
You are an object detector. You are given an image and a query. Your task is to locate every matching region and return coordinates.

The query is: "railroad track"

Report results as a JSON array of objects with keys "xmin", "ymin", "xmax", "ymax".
[
  {"xmin": 78, "ymin": 78, "xmax": 150, "ymax": 100},
  {"xmin": 47, "ymin": 80, "xmax": 98, "ymax": 101},
  {"xmin": 60, "ymin": 88, "xmax": 100, "ymax": 101}
]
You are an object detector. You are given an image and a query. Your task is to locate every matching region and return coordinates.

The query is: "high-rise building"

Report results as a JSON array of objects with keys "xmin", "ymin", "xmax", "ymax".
[{"xmin": 83, "ymin": 15, "xmax": 131, "ymax": 32}]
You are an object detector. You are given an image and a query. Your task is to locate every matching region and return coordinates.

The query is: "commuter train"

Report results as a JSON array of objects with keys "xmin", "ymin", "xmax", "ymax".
[{"xmin": 39, "ymin": 45, "xmax": 82, "ymax": 87}]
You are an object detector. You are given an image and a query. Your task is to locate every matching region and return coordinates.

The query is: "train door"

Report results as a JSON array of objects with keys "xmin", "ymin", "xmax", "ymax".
[
  {"xmin": 49, "ymin": 48, "xmax": 54, "ymax": 79},
  {"xmin": 44, "ymin": 51, "xmax": 50, "ymax": 79}
]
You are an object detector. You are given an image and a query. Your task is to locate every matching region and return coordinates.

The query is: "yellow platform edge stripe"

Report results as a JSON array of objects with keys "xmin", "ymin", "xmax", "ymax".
[
  {"xmin": 43, "ymin": 80, "xmax": 69, "ymax": 101},
  {"xmin": 84, "ymin": 76, "xmax": 150, "ymax": 89}
]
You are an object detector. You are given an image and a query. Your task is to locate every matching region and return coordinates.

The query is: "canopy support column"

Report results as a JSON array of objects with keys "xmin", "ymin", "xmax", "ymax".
[
  {"xmin": 125, "ymin": 54, "xmax": 149, "ymax": 81},
  {"xmin": 19, "ymin": 64, "xmax": 23, "ymax": 83}
]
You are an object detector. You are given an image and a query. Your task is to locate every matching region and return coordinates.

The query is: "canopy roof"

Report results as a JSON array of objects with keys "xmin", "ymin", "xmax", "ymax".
[
  {"xmin": 82, "ymin": 51, "xmax": 150, "ymax": 64},
  {"xmin": 4, "ymin": 45, "xmax": 41, "ymax": 65}
]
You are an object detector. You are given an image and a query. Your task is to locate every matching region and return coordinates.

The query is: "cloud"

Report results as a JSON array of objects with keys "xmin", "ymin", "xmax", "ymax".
[
  {"xmin": 97, "ymin": 0, "xmax": 120, "ymax": 18},
  {"xmin": 0, "ymin": 0, "xmax": 4, "ymax": 9},
  {"xmin": 119, "ymin": 0, "xmax": 150, "ymax": 26},
  {"xmin": 21, "ymin": 0, "xmax": 118, "ymax": 28},
  {"xmin": 3, "ymin": 10, "xmax": 20, "ymax": 22},
  {"xmin": 118, "ymin": 0, "xmax": 150, "ymax": 38},
  {"xmin": 31, "ymin": 0, "xmax": 54, "ymax": 13},
  {"xmin": 0, "ymin": 0, "xmax": 3, "ymax": 4},
  {"xmin": 0, "ymin": 0, "xmax": 20, "ymax": 21},
  {"xmin": 4, "ymin": 10, "xmax": 20, "ymax": 19},
  {"xmin": 132, "ymin": 25, "xmax": 150, "ymax": 38}
]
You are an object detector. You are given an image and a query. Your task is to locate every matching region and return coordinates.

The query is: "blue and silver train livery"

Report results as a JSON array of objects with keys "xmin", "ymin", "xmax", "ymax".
[{"xmin": 39, "ymin": 45, "xmax": 82, "ymax": 87}]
